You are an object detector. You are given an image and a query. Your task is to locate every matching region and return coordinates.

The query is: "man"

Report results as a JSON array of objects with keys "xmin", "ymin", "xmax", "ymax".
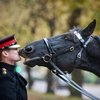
[{"xmin": 0, "ymin": 35, "xmax": 27, "ymax": 100}]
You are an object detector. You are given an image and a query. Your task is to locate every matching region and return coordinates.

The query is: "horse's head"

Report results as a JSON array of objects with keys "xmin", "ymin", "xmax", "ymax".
[{"xmin": 19, "ymin": 19, "xmax": 100, "ymax": 77}]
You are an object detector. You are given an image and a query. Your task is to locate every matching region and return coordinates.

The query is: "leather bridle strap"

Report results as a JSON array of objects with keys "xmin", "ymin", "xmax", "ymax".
[
  {"xmin": 74, "ymin": 31, "xmax": 85, "ymax": 44},
  {"xmin": 43, "ymin": 38, "xmax": 99, "ymax": 100},
  {"xmin": 43, "ymin": 38, "xmax": 55, "ymax": 55},
  {"xmin": 73, "ymin": 31, "xmax": 93, "ymax": 48},
  {"xmin": 74, "ymin": 31, "xmax": 93, "ymax": 59}
]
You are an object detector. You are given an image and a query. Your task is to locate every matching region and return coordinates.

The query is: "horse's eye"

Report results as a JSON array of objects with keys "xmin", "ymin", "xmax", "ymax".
[{"xmin": 25, "ymin": 46, "xmax": 33, "ymax": 53}]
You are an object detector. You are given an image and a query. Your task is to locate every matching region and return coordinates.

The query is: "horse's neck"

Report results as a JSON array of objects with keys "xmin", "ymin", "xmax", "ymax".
[
  {"xmin": 86, "ymin": 36, "xmax": 100, "ymax": 59},
  {"xmin": 76, "ymin": 51, "xmax": 100, "ymax": 77}
]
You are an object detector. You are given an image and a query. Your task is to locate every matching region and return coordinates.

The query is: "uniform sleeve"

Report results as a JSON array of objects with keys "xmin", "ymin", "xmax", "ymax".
[{"xmin": 0, "ymin": 75, "xmax": 17, "ymax": 100}]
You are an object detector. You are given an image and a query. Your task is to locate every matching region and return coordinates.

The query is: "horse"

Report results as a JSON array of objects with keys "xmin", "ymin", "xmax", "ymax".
[
  {"xmin": 19, "ymin": 19, "xmax": 100, "ymax": 77},
  {"xmin": 19, "ymin": 19, "xmax": 100, "ymax": 99}
]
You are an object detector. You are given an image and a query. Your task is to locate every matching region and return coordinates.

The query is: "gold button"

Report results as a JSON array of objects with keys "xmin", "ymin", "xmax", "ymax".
[{"xmin": 2, "ymin": 68, "xmax": 7, "ymax": 75}]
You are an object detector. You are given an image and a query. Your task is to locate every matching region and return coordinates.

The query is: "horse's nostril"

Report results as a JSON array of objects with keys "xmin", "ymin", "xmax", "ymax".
[{"xmin": 25, "ymin": 46, "xmax": 33, "ymax": 53}]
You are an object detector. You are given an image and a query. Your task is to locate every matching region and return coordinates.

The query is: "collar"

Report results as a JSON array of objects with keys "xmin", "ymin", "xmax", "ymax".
[{"xmin": 0, "ymin": 62, "xmax": 16, "ymax": 72}]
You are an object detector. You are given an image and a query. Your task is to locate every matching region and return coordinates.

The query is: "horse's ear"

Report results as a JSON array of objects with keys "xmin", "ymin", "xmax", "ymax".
[{"xmin": 81, "ymin": 19, "xmax": 96, "ymax": 38}]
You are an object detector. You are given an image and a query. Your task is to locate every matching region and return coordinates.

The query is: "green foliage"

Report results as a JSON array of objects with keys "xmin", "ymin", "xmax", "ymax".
[{"xmin": 0, "ymin": 0, "xmax": 100, "ymax": 44}]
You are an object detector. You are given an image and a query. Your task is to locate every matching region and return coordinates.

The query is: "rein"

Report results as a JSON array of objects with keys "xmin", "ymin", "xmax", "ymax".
[{"xmin": 43, "ymin": 32, "xmax": 99, "ymax": 100}]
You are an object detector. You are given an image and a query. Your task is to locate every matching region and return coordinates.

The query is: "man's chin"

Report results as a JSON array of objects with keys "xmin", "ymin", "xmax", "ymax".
[{"xmin": 16, "ymin": 58, "xmax": 21, "ymax": 62}]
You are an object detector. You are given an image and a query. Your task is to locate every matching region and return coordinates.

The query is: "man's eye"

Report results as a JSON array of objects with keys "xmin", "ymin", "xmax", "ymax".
[{"xmin": 9, "ymin": 48, "xmax": 18, "ymax": 50}]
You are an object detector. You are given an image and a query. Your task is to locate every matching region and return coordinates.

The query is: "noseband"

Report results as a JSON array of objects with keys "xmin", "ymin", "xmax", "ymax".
[{"xmin": 43, "ymin": 31, "xmax": 99, "ymax": 100}]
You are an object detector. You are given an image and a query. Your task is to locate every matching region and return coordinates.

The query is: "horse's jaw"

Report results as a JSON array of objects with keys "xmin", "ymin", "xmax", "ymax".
[
  {"xmin": 23, "ymin": 57, "xmax": 43, "ymax": 67},
  {"xmin": 23, "ymin": 56, "xmax": 75, "ymax": 73}
]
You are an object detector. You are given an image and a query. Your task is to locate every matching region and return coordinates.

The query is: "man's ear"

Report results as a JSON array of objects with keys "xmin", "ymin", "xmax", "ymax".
[{"xmin": 2, "ymin": 50, "xmax": 8, "ymax": 57}]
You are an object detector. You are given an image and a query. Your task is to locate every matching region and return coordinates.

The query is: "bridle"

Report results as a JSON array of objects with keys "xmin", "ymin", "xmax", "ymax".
[
  {"xmin": 74, "ymin": 31, "xmax": 93, "ymax": 59},
  {"xmin": 43, "ymin": 31, "xmax": 99, "ymax": 100}
]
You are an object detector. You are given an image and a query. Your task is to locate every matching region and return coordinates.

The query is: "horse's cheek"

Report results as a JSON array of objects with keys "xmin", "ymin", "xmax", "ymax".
[{"xmin": 55, "ymin": 54, "xmax": 74, "ymax": 70}]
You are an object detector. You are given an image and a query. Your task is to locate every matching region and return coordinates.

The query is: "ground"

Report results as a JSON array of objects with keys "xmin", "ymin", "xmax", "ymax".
[
  {"xmin": 27, "ymin": 84, "xmax": 100, "ymax": 100},
  {"xmin": 28, "ymin": 91, "xmax": 81, "ymax": 100}
]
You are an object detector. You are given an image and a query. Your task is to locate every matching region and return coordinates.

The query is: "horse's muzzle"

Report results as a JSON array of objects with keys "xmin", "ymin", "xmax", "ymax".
[{"xmin": 19, "ymin": 48, "xmax": 26, "ymax": 58}]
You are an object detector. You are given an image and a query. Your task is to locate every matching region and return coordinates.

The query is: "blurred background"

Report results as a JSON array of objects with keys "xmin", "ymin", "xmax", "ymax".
[{"xmin": 0, "ymin": 0, "xmax": 100, "ymax": 100}]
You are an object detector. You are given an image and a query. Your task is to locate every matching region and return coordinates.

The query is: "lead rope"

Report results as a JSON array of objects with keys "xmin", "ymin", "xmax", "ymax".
[{"xmin": 49, "ymin": 60, "xmax": 100, "ymax": 100}]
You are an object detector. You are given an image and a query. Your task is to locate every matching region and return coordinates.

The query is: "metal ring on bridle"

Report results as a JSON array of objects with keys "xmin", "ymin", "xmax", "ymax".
[
  {"xmin": 42, "ymin": 54, "xmax": 52, "ymax": 62},
  {"xmin": 70, "ymin": 46, "xmax": 74, "ymax": 51}
]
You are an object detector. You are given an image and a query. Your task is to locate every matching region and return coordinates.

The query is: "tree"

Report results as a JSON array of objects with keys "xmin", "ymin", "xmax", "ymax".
[{"xmin": 67, "ymin": 1, "xmax": 84, "ymax": 97}]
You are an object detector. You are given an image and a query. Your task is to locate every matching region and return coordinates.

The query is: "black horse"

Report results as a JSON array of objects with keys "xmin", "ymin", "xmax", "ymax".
[{"xmin": 19, "ymin": 19, "xmax": 100, "ymax": 77}]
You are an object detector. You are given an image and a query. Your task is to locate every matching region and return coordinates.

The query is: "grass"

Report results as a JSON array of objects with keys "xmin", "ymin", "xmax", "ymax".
[{"xmin": 28, "ymin": 91, "xmax": 82, "ymax": 100}]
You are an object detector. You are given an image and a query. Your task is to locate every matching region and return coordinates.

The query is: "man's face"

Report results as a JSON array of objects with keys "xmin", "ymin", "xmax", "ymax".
[
  {"xmin": 5, "ymin": 48, "xmax": 21, "ymax": 62},
  {"xmin": 4, "ymin": 48, "xmax": 21, "ymax": 62}
]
